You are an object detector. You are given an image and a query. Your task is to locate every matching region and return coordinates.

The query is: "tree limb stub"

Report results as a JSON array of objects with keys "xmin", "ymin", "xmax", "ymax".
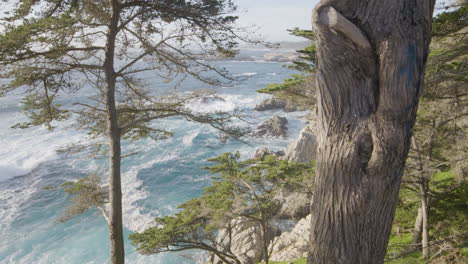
[{"xmin": 317, "ymin": 6, "xmax": 372, "ymax": 51}]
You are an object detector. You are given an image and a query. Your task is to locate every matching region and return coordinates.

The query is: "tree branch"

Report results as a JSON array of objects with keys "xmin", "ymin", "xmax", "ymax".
[{"xmin": 316, "ymin": 6, "xmax": 371, "ymax": 50}]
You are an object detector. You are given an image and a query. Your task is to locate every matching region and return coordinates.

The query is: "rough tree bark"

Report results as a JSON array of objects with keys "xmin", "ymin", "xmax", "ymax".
[
  {"xmin": 260, "ymin": 220, "xmax": 270, "ymax": 264},
  {"xmin": 308, "ymin": 1, "xmax": 435, "ymax": 263},
  {"xmin": 104, "ymin": 1, "xmax": 125, "ymax": 263}
]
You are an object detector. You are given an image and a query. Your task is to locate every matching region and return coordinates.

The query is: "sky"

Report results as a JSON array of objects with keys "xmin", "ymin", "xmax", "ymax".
[
  {"xmin": 234, "ymin": 0, "xmax": 320, "ymax": 42},
  {"xmin": 0, "ymin": 0, "xmax": 320, "ymax": 41},
  {"xmin": 234, "ymin": 0, "xmax": 455, "ymax": 42},
  {"xmin": 0, "ymin": 0, "xmax": 456, "ymax": 42}
]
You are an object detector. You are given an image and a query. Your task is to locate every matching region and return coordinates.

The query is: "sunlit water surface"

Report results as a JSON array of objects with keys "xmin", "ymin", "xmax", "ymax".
[{"xmin": 0, "ymin": 58, "xmax": 307, "ymax": 264}]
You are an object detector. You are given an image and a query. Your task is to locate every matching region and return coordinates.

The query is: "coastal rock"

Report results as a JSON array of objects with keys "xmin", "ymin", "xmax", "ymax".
[
  {"xmin": 254, "ymin": 97, "xmax": 287, "ymax": 111},
  {"xmin": 254, "ymin": 147, "xmax": 285, "ymax": 160},
  {"xmin": 263, "ymin": 52, "xmax": 299, "ymax": 62},
  {"xmin": 255, "ymin": 115, "xmax": 288, "ymax": 138},
  {"xmin": 284, "ymin": 125, "xmax": 316, "ymax": 163},
  {"xmin": 274, "ymin": 190, "xmax": 311, "ymax": 219},
  {"xmin": 303, "ymin": 111, "xmax": 317, "ymax": 122},
  {"xmin": 254, "ymin": 97, "xmax": 305, "ymax": 112},
  {"xmin": 269, "ymin": 215, "xmax": 311, "ymax": 262},
  {"xmin": 283, "ymin": 101, "xmax": 306, "ymax": 112},
  {"xmin": 209, "ymin": 218, "xmax": 271, "ymax": 264}
]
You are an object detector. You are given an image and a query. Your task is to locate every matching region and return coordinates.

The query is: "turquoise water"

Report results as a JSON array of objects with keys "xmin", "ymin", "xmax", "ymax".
[{"xmin": 0, "ymin": 60, "xmax": 306, "ymax": 264}]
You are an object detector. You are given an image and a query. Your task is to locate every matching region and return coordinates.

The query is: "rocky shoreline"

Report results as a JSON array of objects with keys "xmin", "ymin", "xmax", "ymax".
[
  {"xmin": 206, "ymin": 96, "xmax": 317, "ymax": 264},
  {"xmin": 199, "ymin": 50, "xmax": 301, "ymax": 63}
]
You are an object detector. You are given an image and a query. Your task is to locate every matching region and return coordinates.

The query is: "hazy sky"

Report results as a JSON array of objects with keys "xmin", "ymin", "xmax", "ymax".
[
  {"xmin": 235, "ymin": 0, "xmax": 320, "ymax": 41},
  {"xmin": 0, "ymin": 0, "xmax": 454, "ymax": 42},
  {"xmin": 234, "ymin": 0, "xmax": 453, "ymax": 41}
]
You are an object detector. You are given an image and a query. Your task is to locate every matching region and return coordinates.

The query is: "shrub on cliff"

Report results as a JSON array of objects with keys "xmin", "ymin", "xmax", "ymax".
[{"xmin": 130, "ymin": 153, "xmax": 314, "ymax": 264}]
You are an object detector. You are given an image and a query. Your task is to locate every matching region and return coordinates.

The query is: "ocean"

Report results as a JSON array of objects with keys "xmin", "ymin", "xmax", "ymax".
[{"xmin": 0, "ymin": 55, "xmax": 307, "ymax": 264}]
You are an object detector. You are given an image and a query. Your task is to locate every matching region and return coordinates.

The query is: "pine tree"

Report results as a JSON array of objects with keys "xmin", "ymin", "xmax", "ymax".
[
  {"xmin": 130, "ymin": 153, "xmax": 314, "ymax": 264},
  {"xmin": 257, "ymin": 28, "xmax": 316, "ymax": 109},
  {"xmin": 0, "ymin": 1, "xmax": 248, "ymax": 263},
  {"xmin": 402, "ymin": 4, "xmax": 467, "ymax": 259}
]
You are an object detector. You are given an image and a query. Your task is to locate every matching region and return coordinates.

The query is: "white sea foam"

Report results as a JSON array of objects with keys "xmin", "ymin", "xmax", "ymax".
[
  {"xmin": 121, "ymin": 150, "xmax": 181, "ymax": 233},
  {"xmin": 0, "ymin": 113, "xmax": 87, "ymax": 182},
  {"xmin": 234, "ymin": 72, "xmax": 258, "ymax": 77},
  {"xmin": 0, "ymin": 56, "xmax": 306, "ymax": 263},
  {"xmin": 183, "ymin": 130, "xmax": 200, "ymax": 145},
  {"xmin": 186, "ymin": 93, "xmax": 258, "ymax": 114},
  {"xmin": 0, "ymin": 181, "xmax": 38, "ymax": 235},
  {"xmin": 238, "ymin": 48, "xmax": 274, "ymax": 52},
  {"xmin": 121, "ymin": 161, "xmax": 155, "ymax": 232}
]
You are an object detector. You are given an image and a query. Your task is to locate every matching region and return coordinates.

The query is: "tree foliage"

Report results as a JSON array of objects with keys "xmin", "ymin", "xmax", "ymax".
[
  {"xmin": 130, "ymin": 153, "xmax": 314, "ymax": 263},
  {"xmin": 257, "ymin": 28, "xmax": 316, "ymax": 109},
  {"xmin": 0, "ymin": 1, "xmax": 251, "ymax": 262},
  {"xmin": 45, "ymin": 174, "xmax": 109, "ymax": 223},
  {"xmin": 389, "ymin": 5, "xmax": 467, "ymax": 261},
  {"xmin": 0, "ymin": 0, "xmax": 249, "ymax": 139}
]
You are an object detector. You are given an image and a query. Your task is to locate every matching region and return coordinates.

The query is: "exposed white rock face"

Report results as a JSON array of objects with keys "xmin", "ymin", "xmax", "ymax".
[
  {"xmin": 285, "ymin": 124, "xmax": 317, "ymax": 163},
  {"xmin": 210, "ymin": 218, "xmax": 264, "ymax": 264},
  {"xmin": 269, "ymin": 214, "xmax": 311, "ymax": 262},
  {"xmin": 254, "ymin": 147, "xmax": 285, "ymax": 160},
  {"xmin": 274, "ymin": 190, "xmax": 311, "ymax": 219}
]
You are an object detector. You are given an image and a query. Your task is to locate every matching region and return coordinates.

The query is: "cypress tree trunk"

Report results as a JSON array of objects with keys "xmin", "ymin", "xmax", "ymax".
[
  {"xmin": 104, "ymin": 1, "xmax": 125, "ymax": 263},
  {"xmin": 261, "ymin": 220, "xmax": 270, "ymax": 264},
  {"xmin": 308, "ymin": 1, "xmax": 435, "ymax": 263}
]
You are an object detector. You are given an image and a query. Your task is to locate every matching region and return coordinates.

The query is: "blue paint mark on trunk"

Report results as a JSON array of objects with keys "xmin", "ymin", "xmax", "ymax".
[
  {"xmin": 399, "ymin": 44, "xmax": 417, "ymax": 87},
  {"xmin": 399, "ymin": 44, "xmax": 421, "ymax": 113}
]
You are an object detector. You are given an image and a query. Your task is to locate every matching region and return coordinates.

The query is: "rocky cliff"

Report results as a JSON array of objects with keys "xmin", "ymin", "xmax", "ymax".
[
  {"xmin": 208, "ymin": 218, "xmax": 277, "ymax": 264},
  {"xmin": 206, "ymin": 106, "xmax": 317, "ymax": 264},
  {"xmin": 269, "ymin": 214, "xmax": 311, "ymax": 262},
  {"xmin": 255, "ymin": 115, "xmax": 289, "ymax": 138},
  {"xmin": 206, "ymin": 215, "xmax": 312, "ymax": 264},
  {"xmin": 284, "ymin": 123, "xmax": 317, "ymax": 163}
]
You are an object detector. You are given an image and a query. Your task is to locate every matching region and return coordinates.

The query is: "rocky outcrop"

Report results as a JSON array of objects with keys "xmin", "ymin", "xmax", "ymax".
[
  {"xmin": 283, "ymin": 102, "xmax": 305, "ymax": 112},
  {"xmin": 255, "ymin": 115, "xmax": 288, "ymax": 138},
  {"xmin": 263, "ymin": 52, "xmax": 299, "ymax": 62},
  {"xmin": 274, "ymin": 190, "xmax": 311, "ymax": 219},
  {"xmin": 254, "ymin": 147, "xmax": 285, "ymax": 160},
  {"xmin": 284, "ymin": 124, "xmax": 317, "ymax": 163},
  {"xmin": 209, "ymin": 218, "xmax": 276, "ymax": 264},
  {"xmin": 269, "ymin": 214, "xmax": 311, "ymax": 262},
  {"xmin": 254, "ymin": 97, "xmax": 287, "ymax": 111},
  {"xmin": 254, "ymin": 97, "xmax": 306, "ymax": 112},
  {"xmin": 207, "ymin": 215, "xmax": 312, "ymax": 264},
  {"xmin": 303, "ymin": 111, "xmax": 317, "ymax": 122},
  {"xmin": 207, "ymin": 111, "xmax": 317, "ymax": 264}
]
